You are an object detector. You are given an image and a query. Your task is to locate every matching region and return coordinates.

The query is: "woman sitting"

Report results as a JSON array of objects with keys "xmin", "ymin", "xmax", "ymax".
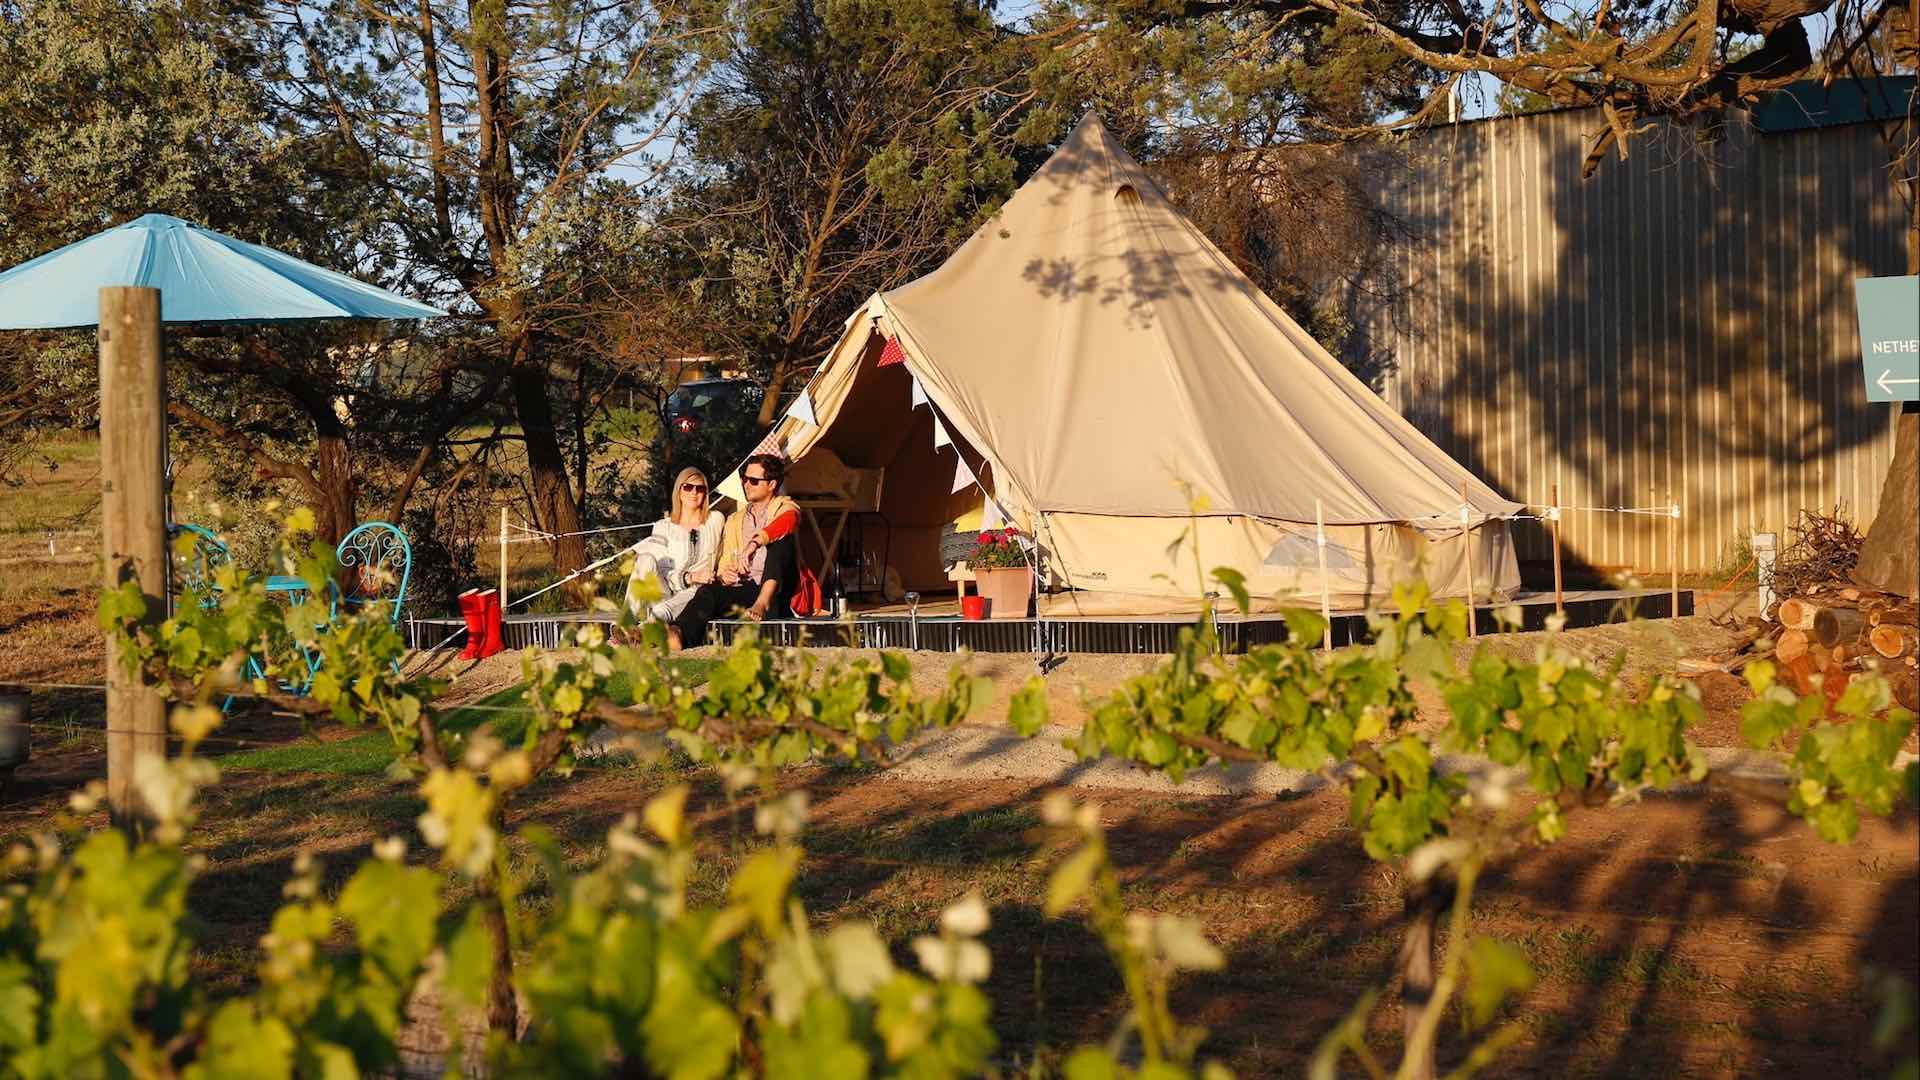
[
  {"xmin": 626, "ymin": 466, "xmax": 724, "ymax": 623},
  {"xmin": 670, "ymin": 454, "xmax": 799, "ymax": 651}
]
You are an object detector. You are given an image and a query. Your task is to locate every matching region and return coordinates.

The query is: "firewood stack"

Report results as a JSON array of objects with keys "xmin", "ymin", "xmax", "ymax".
[
  {"xmin": 1698, "ymin": 509, "xmax": 1918, "ymax": 709},
  {"xmin": 1681, "ymin": 508, "xmax": 1916, "ymax": 711},
  {"xmin": 1769, "ymin": 587, "xmax": 1920, "ymax": 709}
]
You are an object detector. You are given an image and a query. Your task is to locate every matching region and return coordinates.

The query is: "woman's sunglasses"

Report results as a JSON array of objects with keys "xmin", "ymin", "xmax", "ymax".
[{"xmin": 681, "ymin": 483, "xmax": 708, "ymax": 494}]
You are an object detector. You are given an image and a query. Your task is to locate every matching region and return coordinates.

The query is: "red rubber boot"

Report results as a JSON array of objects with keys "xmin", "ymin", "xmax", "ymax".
[
  {"xmin": 474, "ymin": 589, "xmax": 506, "ymax": 660},
  {"xmin": 457, "ymin": 589, "xmax": 486, "ymax": 659}
]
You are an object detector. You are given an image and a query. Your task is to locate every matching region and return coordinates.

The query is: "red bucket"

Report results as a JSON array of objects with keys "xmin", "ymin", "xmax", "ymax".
[{"xmin": 960, "ymin": 595, "xmax": 987, "ymax": 621}]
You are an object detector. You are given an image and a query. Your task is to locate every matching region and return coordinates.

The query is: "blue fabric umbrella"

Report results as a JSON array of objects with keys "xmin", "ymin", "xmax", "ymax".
[{"xmin": 0, "ymin": 213, "xmax": 444, "ymax": 328}]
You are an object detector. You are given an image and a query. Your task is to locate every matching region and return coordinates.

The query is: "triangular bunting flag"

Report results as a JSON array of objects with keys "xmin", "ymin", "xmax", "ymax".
[
  {"xmin": 951, "ymin": 455, "xmax": 975, "ymax": 494},
  {"xmin": 910, "ymin": 375, "xmax": 928, "ymax": 409},
  {"xmin": 877, "ymin": 333, "xmax": 907, "ymax": 367},
  {"xmin": 932, "ymin": 417, "xmax": 952, "ymax": 451},
  {"xmin": 748, "ymin": 426, "xmax": 786, "ymax": 459},
  {"xmin": 786, "ymin": 389, "xmax": 817, "ymax": 427}
]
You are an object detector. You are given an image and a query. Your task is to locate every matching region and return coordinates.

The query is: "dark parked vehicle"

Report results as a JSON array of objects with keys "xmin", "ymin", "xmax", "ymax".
[{"xmin": 665, "ymin": 378, "xmax": 765, "ymax": 435}]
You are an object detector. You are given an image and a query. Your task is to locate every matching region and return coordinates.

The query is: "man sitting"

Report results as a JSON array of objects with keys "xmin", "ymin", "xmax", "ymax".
[{"xmin": 669, "ymin": 454, "xmax": 800, "ymax": 651}]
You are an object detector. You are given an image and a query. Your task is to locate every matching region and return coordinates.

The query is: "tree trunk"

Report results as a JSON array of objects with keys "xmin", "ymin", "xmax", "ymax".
[
  {"xmin": 311, "ymin": 423, "xmax": 358, "ymax": 547},
  {"xmin": 510, "ymin": 353, "xmax": 589, "ymax": 577},
  {"xmin": 1398, "ymin": 875, "xmax": 1454, "ymax": 1080},
  {"xmin": 757, "ymin": 350, "xmax": 796, "ymax": 428},
  {"xmin": 477, "ymin": 850, "xmax": 519, "ymax": 1037},
  {"xmin": 572, "ymin": 367, "xmax": 590, "ymax": 512},
  {"xmin": 1854, "ymin": 410, "xmax": 1918, "ymax": 599}
]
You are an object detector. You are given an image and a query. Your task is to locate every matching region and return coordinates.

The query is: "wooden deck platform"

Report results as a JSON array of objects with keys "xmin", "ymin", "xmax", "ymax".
[{"xmin": 403, "ymin": 588, "xmax": 1694, "ymax": 655}]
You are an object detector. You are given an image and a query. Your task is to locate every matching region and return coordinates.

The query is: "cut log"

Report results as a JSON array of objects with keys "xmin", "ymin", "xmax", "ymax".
[
  {"xmin": 1777, "ymin": 629, "xmax": 1810, "ymax": 663},
  {"xmin": 1814, "ymin": 607, "xmax": 1869, "ymax": 649},
  {"xmin": 1783, "ymin": 653, "xmax": 1818, "ymax": 696},
  {"xmin": 1871, "ymin": 624, "xmax": 1919, "ymax": 659},
  {"xmin": 1892, "ymin": 670, "xmax": 1919, "ymax": 712},
  {"xmin": 1832, "ymin": 644, "xmax": 1849, "ymax": 666},
  {"xmin": 1821, "ymin": 663, "xmax": 1851, "ymax": 705},
  {"xmin": 1810, "ymin": 643, "xmax": 1833, "ymax": 671},
  {"xmin": 1841, "ymin": 587, "xmax": 1861, "ymax": 601},
  {"xmin": 1777, "ymin": 598, "xmax": 1819, "ymax": 631},
  {"xmin": 1868, "ymin": 601, "xmax": 1919, "ymax": 628}
]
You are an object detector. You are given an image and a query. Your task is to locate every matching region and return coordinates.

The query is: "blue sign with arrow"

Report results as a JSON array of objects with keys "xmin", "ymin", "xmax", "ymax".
[{"xmin": 1855, "ymin": 274, "xmax": 1918, "ymax": 403}]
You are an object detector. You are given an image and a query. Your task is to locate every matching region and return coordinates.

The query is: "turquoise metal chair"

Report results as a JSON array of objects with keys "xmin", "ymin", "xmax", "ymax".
[
  {"xmin": 335, "ymin": 522, "xmax": 412, "ymax": 624},
  {"xmin": 167, "ymin": 523, "xmax": 249, "ymax": 709},
  {"xmin": 254, "ymin": 522, "xmax": 412, "ymax": 697},
  {"xmin": 165, "ymin": 523, "xmax": 230, "ymax": 612}
]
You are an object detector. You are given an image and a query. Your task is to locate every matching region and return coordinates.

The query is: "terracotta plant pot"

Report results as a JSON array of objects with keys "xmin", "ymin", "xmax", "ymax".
[
  {"xmin": 960, "ymin": 595, "xmax": 987, "ymax": 621},
  {"xmin": 974, "ymin": 567, "xmax": 1033, "ymax": 620}
]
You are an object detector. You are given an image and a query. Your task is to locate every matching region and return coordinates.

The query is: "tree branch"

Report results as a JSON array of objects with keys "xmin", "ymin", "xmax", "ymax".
[{"xmin": 166, "ymin": 400, "xmax": 321, "ymax": 494}]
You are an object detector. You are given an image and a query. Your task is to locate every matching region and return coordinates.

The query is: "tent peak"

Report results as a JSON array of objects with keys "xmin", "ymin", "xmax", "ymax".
[{"xmin": 1070, "ymin": 111, "xmax": 1111, "ymax": 134}]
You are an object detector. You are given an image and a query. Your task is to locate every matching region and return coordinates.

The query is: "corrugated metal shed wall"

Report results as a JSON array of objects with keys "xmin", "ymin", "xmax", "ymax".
[{"xmin": 1369, "ymin": 108, "xmax": 1907, "ymax": 574}]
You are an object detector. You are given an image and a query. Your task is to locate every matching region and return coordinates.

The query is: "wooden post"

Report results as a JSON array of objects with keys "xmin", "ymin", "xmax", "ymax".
[
  {"xmin": 498, "ymin": 506, "xmax": 510, "ymax": 608},
  {"xmin": 1753, "ymin": 532, "xmax": 1778, "ymax": 617},
  {"xmin": 98, "ymin": 286, "xmax": 168, "ymax": 824},
  {"xmin": 1669, "ymin": 494, "xmax": 1680, "ymax": 619},
  {"xmin": 1315, "ymin": 499, "xmax": 1333, "ymax": 651},
  {"xmin": 1550, "ymin": 483, "xmax": 1564, "ymax": 616},
  {"xmin": 1461, "ymin": 482, "xmax": 1477, "ymax": 639}
]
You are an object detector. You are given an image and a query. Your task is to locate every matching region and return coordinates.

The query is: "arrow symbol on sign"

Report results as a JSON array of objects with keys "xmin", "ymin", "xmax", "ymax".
[{"xmin": 1878, "ymin": 369, "xmax": 1919, "ymax": 394}]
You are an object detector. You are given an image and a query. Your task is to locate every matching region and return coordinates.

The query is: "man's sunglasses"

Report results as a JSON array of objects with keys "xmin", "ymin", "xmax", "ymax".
[
  {"xmin": 743, "ymin": 474, "xmax": 774, "ymax": 486},
  {"xmin": 681, "ymin": 483, "xmax": 708, "ymax": 493}
]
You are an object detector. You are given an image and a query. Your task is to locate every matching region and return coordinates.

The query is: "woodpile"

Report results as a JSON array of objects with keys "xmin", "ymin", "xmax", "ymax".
[
  {"xmin": 1688, "ymin": 508, "xmax": 1916, "ymax": 711},
  {"xmin": 1681, "ymin": 506, "xmax": 1915, "ymax": 713},
  {"xmin": 1756, "ymin": 583, "xmax": 1918, "ymax": 710},
  {"xmin": 1768, "ymin": 508, "xmax": 1865, "ymax": 600}
]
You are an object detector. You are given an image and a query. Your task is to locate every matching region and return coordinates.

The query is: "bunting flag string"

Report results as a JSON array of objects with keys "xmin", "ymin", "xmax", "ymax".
[
  {"xmin": 910, "ymin": 375, "xmax": 928, "ymax": 409},
  {"xmin": 748, "ymin": 425, "xmax": 786, "ymax": 459},
  {"xmin": 876, "ymin": 332, "xmax": 907, "ymax": 367},
  {"xmin": 951, "ymin": 454, "xmax": 975, "ymax": 494},
  {"xmin": 932, "ymin": 416, "xmax": 952, "ymax": 451},
  {"xmin": 786, "ymin": 388, "xmax": 817, "ymax": 427},
  {"xmin": 982, "ymin": 494, "xmax": 1006, "ymax": 529}
]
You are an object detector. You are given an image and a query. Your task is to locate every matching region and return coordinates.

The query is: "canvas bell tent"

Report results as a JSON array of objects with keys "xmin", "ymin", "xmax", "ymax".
[{"xmin": 721, "ymin": 114, "xmax": 1521, "ymax": 615}]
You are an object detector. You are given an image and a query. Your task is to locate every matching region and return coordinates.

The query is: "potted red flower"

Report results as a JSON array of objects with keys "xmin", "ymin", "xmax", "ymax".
[{"xmin": 966, "ymin": 526, "xmax": 1032, "ymax": 620}]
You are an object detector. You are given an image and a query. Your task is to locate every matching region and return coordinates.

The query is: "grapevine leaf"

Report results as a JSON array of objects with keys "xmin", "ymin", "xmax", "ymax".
[
  {"xmin": 1008, "ymin": 677, "xmax": 1050, "ymax": 737},
  {"xmin": 1462, "ymin": 936, "xmax": 1535, "ymax": 1030},
  {"xmin": 1046, "ymin": 845, "xmax": 1103, "ymax": 915},
  {"xmin": 1211, "ymin": 566, "xmax": 1250, "ymax": 614},
  {"xmin": 337, "ymin": 860, "xmax": 441, "ymax": 984}
]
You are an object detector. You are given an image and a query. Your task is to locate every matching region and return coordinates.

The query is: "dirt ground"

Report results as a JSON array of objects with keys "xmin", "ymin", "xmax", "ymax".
[
  {"xmin": 3, "ymin": 580, "xmax": 1917, "ymax": 1074},
  {"xmin": 6, "ymin": 748, "xmax": 1912, "ymax": 1076}
]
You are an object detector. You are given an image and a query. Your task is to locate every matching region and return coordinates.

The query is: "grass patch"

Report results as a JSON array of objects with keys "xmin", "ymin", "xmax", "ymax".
[
  {"xmin": 0, "ymin": 436, "xmax": 101, "ymax": 534},
  {"xmin": 1672, "ymin": 846, "xmax": 1776, "ymax": 881},
  {"xmin": 218, "ymin": 731, "xmax": 398, "ymax": 776}
]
